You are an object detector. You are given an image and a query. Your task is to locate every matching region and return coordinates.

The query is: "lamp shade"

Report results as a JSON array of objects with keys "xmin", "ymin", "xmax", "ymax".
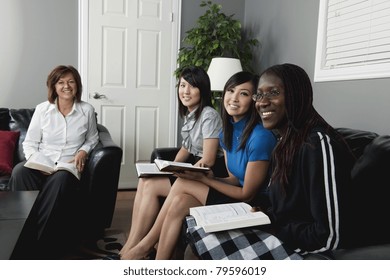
[{"xmin": 207, "ymin": 57, "xmax": 243, "ymax": 91}]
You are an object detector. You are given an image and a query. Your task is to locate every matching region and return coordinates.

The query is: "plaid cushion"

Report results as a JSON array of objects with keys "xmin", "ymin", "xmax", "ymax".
[{"xmin": 186, "ymin": 216, "xmax": 303, "ymax": 260}]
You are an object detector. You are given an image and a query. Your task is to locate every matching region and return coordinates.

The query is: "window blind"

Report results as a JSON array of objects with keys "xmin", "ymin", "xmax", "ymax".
[{"xmin": 315, "ymin": 0, "xmax": 390, "ymax": 81}]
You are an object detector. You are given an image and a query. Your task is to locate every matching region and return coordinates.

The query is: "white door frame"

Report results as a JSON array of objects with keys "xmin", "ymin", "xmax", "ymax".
[{"xmin": 77, "ymin": 0, "xmax": 181, "ymax": 147}]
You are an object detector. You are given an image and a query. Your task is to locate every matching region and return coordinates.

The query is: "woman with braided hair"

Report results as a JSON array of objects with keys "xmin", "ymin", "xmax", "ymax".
[
  {"xmin": 255, "ymin": 63, "xmax": 356, "ymax": 256},
  {"xmin": 186, "ymin": 63, "xmax": 357, "ymax": 260}
]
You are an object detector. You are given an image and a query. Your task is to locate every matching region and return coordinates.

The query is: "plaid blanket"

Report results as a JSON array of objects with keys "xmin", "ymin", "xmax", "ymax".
[{"xmin": 186, "ymin": 216, "xmax": 303, "ymax": 260}]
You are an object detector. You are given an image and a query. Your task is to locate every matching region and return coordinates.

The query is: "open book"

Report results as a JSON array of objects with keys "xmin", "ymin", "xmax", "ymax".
[
  {"xmin": 189, "ymin": 202, "xmax": 271, "ymax": 233},
  {"xmin": 154, "ymin": 158, "xmax": 210, "ymax": 173},
  {"xmin": 135, "ymin": 158, "xmax": 210, "ymax": 178},
  {"xmin": 135, "ymin": 162, "xmax": 173, "ymax": 178},
  {"xmin": 24, "ymin": 152, "xmax": 81, "ymax": 180}
]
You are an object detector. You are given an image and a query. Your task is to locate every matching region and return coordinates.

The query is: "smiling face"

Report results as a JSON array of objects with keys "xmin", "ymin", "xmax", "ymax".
[
  {"xmin": 178, "ymin": 77, "xmax": 201, "ymax": 112},
  {"xmin": 255, "ymin": 73, "xmax": 287, "ymax": 134},
  {"xmin": 223, "ymin": 81, "xmax": 254, "ymax": 122},
  {"xmin": 55, "ymin": 73, "xmax": 77, "ymax": 102}
]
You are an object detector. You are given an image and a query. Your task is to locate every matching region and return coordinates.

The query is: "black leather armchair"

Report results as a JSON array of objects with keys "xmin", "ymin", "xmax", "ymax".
[
  {"xmin": 150, "ymin": 147, "xmax": 180, "ymax": 162},
  {"xmin": 81, "ymin": 123, "xmax": 123, "ymax": 237},
  {"xmin": 0, "ymin": 108, "xmax": 122, "ymax": 238}
]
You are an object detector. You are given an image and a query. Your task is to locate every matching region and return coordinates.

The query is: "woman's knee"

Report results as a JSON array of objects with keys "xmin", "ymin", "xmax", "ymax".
[
  {"xmin": 167, "ymin": 194, "xmax": 194, "ymax": 217},
  {"xmin": 9, "ymin": 162, "xmax": 41, "ymax": 190},
  {"xmin": 142, "ymin": 177, "xmax": 170, "ymax": 197},
  {"xmin": 44, "ymin": 171, "xmax": 80, "ymax": 193},
  {"xmin": 169, "ymin": 178, "xmax": 189, "ymax": 195},
  {"xmin": 11, "ymin": 161, "xmax": 29, "ymax": 177}
]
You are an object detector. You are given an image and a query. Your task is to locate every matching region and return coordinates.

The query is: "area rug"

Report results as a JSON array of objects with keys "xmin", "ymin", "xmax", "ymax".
[{"xmin": 66, "ymin": 228, "xmax": 126, "ymax": 259}]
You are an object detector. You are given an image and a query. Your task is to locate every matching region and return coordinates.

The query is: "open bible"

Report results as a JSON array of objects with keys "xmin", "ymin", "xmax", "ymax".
[
  {"xmin": 135, "ymin": 162, "xmax": 173, "ymax": 178},
  {"xmin": 24, "ymin": 152, "xmax": 81, "ymax": 180},
  {"xmin": 189, "ymin": 202, "xmax": 271, "ymax": 233},
  {"xmin": 135, "ymin": 158, "xmax": 210, "ymax": 178},
  {"xmin": 154, "ymin": 158, "xmax": 210, "ymax": 172}
]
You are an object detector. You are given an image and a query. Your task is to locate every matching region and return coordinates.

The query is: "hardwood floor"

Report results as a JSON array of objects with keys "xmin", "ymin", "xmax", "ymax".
[{"xmin": 109, "ymin": 190, "xmax": 136, "ymax": 239}]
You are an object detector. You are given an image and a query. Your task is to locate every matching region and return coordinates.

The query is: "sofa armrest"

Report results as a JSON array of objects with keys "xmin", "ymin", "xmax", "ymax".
[
  {"xmin": 150, "ymin": 147, "xmax": 180, "ymax": 162},
  {"xmin": 336, "ymin": 127, "xmax": 379, "ymax": 159},
  {"xmin": 81, "ymin": 124, "xmax": 123, "ymax": 237}
]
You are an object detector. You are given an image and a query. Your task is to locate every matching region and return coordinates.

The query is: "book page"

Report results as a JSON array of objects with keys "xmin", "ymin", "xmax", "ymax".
[
  {"xmin": 154, "ymin": 158, "xmax": 210, "ymax": 172},
  {"xmin": 135, "ymin": 162, "xmax": 173, "ymax": 177},
  {"xmin": 24, "ymin": 152, "xmax": 56, "ymax": 174},
  {"xmin": 55, "ymin": 161, "xmax": 80, "ymax": 180},
  {"xmin": 190, "ymin": 203, "xmax": 253, "ymax": 225},
  {"xmin": 137, "ymin": 163, "xmax": 161, "ymax": 173},
  {"xmin": 154, "ymin": 159, "xmax": 193, "ymax": 168},
  {"xmin": 190, "ymin": 202, "xmax": 271, "ymax": 233}
]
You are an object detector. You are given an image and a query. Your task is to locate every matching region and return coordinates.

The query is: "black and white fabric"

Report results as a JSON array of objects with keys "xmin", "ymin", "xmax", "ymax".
[{"xmin": 186, "ymin": 216, "xmax": 302, "ymax": 260}]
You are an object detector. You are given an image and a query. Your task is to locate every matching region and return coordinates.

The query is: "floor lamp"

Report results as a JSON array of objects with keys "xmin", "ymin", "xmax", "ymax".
[{"xmin": 207, "ymin": 57, "xmax": 243, "ymax": 111}]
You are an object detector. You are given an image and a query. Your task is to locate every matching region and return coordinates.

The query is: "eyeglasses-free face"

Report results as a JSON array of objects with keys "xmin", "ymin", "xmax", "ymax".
[
  {"xmin": 224, "ymin": 81, "xmax": 255, "ymax": 123},
  {"xmin": 251, "ymin": 89, "xmax": 280, "ymax": 102},
  {"xmin": 55, "ymin": 73, "xmax": 77, "ymax": 101},
  {"xmin": 178, "ymin": 77, "xmax": 201, "ymax": 112}
]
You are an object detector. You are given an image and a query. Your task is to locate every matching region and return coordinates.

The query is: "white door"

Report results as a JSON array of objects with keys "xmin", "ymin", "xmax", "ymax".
[{"xmin": 79, "ymin": 0, "xmax": 180, "ymax": 189}]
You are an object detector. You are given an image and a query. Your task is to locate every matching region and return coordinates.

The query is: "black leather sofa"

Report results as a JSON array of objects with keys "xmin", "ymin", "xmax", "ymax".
[
  {"xmin": 151, "ymin": 127, "xmax": 390, "ymax": 259},
  {"xmin": 306, "ymin": 128, "xmax": 390, "ymax": 260},
  {"xmin": 0, "ymin": 107, "xmax": 123, "ymax": 239}
]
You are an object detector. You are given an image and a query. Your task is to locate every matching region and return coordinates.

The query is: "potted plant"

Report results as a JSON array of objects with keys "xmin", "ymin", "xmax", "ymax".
[{"xmin": 175, "ymin": 1, "xmax": 259, "ymax": 78}]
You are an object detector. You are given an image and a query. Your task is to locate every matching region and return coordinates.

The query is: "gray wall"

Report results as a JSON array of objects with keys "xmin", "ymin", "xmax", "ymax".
[
  {"xmin": 180, "ymin": 0, "xmax": 245, "ymax": 40},
  {"xmin": 2, "ymin": 0, "xmax": 388, "ymax": 135},
  {"xmin": 0, "ymin": 0, "xmax": 78, "ymax": 109},
  {"xmin": 245, "ymin": 0, "xmax": 390, "ymax": 135}
]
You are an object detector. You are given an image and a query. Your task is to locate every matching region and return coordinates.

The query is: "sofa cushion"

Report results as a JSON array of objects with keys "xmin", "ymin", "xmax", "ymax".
[
  {"xmin": 0, "ymin": 130, "xmax": 20, "ymax": 176},
  {"xmin": 336, "ymin": 128, "xmax": 379, "ymax": 159},
  {"xmin": 352, "ymin": 135, "xmax": 390, "ymax": 179},
  {"xmin": 350, "ymin": 135, "xmax": 390, "ymax": 246},
  {"xmin": 0, "ymin": 108, "xmax": 10, "ymax": 131}
]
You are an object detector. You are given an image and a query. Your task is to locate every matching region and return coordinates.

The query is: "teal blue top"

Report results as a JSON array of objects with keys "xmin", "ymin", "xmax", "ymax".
[{"xmin": 219, "ymin": 117, "xmax": 276, "ymax": 186}]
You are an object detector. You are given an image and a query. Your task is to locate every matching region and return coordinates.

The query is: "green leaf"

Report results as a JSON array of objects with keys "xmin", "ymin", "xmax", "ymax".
[{"xmin": 175, "ymin": 0, "xmax": 259, "ymax": 99}]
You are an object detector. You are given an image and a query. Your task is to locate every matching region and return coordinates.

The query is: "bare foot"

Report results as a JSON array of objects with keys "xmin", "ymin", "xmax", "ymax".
[
  {"xmin": 120, "ymin": 239, "xmax": 140, "ymax": 256},
  {"xmin": 120, "ymin": 243, "xmax": 132, "ymax": 256},
  {"xmin": 120, "ymin": 244, "xmax": 151, "ymax": 260}
]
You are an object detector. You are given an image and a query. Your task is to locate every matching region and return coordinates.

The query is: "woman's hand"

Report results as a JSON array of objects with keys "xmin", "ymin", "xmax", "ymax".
[
  {"xmin": 72, "ymin": 150, "xmax": 88, "ymax": 172},
  {"xmin": 251, "ymin": 206, "xmax": 263, "ymax": 212},
  {"xmin": 174, "ymin": 169, "xmax": 213, "ymax": 182},
  {"xmin": 175, "ymin": 162, "xmax": 213, "ymax": 180}
]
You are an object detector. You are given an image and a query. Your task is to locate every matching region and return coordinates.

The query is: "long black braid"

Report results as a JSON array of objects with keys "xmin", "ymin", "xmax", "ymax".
[{"xmin": 262, "ymin": 64, "xmax": 338, "ymax": 187}]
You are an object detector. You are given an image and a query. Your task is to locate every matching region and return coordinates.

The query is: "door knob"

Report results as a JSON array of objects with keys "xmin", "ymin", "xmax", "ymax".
[{"xmin": 92, "ymin": 92, "xmax": 106, "ymax": 99}]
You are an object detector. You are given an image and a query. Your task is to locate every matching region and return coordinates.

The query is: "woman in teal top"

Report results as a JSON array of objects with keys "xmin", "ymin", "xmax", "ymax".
[
  {"xmin": 220, "ymin": 117, "xmax": 275, "ymax": 186},
  {"xmin": 121, "ymin": 71, "xmax": 277, "ymax": 260},
  {"xmin": 206, "ymin": 114, "xmax": 276, "ymax": 205}
]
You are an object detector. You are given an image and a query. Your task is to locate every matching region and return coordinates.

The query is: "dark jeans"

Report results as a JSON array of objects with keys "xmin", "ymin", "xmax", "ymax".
[{"xmin": 9, "ymin": 162, "xmax": 82, "ymax": 259}]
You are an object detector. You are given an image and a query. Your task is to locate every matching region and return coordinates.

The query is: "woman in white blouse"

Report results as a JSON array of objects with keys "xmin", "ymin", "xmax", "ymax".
[{"xmin": 9, "ymin": 65, "xmax": 99, "ymax": 259}]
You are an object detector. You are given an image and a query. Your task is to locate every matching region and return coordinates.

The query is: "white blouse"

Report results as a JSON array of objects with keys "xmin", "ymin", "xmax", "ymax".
[{"xmin": 23, "ymin": 100, "xmax": 99, "ymax": 162}]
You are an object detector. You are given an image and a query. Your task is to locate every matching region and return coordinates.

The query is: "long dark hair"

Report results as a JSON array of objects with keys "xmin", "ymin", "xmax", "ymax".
[
  {"xmin": 47, "ymin": 65, "xmax": 82, "ymax": 103},
  {"xmin": 177, "ymin": 66, "xmax": 213, "ymax": 121},
  {"xmin": 221, "ymin": 71, "xmax": 260, "ymax": 151},
  {"xmin": 263, "ymin": 63, "xmax": 339, "ymax": 186}
]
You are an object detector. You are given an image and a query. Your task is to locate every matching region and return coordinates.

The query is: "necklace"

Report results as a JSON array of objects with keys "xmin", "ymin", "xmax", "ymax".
[{"xmin": 234, "ymin": 132, "xmax": 241, "ymax": 142}]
